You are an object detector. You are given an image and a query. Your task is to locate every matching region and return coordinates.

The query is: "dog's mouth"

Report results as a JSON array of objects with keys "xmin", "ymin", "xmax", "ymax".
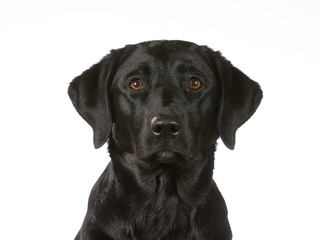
[
  {"xmin": 154, "ymin": 150, "xmax": 181, "ymax": 164},
  {"xmin": 139, "ymin": 148, "xmax": 193, "ymax": 169}
]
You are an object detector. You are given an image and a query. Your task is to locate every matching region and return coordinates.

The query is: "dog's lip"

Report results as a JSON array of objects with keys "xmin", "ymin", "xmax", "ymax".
[
  {"xmin": 140, "ymin": 149, "xmax": 184, "ymax": 164},
  {"xmin": 155, "ymin": 150, "xmax": 178, "ymax": 163}
]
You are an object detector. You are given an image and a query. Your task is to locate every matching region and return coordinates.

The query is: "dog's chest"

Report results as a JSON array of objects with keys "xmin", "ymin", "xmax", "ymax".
[
  {"xmin": 128, "ymin": 172, "xmax": 193, "ymax": 239},
  {"xmin": 130, "ymin": 196, "xmax": 191, "ymax": 240}
]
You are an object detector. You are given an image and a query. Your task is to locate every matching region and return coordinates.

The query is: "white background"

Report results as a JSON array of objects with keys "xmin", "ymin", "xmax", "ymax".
[{"xmin": 1, "ymin": 0, "xmax": 319, "ymax": 239}]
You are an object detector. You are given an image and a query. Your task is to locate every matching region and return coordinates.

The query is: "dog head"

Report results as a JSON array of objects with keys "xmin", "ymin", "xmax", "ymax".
[{"xmin": 68, "ymin": 40, "xmax": 262, "ymax": 166}]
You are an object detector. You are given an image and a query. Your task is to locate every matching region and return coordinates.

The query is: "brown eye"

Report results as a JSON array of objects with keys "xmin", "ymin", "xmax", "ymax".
[
  {"xmin": 189, "ymin": 78, "xmax": 202, "ymax": 90},
  {"xmin": 130, "ymin": 79, "xmax": 143, "ymax": 91}
]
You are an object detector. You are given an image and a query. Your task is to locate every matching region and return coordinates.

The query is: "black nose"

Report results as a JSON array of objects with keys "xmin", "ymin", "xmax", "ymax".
[{"xmin": 151, "ymin": 116, "xmax": 181, "ymax": 137}]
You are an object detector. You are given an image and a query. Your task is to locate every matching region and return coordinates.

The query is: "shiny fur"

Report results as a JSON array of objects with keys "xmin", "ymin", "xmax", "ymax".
[{"xmin": 68, "ymin": 40, "xmax": 262, "ymax": 240}]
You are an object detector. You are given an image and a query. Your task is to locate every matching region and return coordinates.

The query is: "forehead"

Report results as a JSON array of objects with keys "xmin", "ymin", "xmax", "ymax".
[{"xmin": 118, "ymin": 41, "xmax": 212, "ymax": 75}]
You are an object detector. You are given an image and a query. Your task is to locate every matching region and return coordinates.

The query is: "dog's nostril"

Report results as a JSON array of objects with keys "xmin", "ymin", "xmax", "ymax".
[
  {"xmin": 153, "ymin": 123, "xmax": 162, "ymax": 135},
  {"xmin": 169, "ymin": 122, "xmax": 180, "ymax": 135}
]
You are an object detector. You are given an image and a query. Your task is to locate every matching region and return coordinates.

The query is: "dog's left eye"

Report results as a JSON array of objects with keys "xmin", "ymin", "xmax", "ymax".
[
  {"xmin": 130, "ymin": 79, "xmax": 143, "ymax": 91},
  {"xmin": 189, "ymin": 78, "xmax": 202, "ymax": 90}
]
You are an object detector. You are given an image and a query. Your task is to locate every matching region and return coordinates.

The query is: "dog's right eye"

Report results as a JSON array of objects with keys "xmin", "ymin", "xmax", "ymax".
[{"xmin": 130, "ymin": 79, "xmax": 143, "ymax": 91}]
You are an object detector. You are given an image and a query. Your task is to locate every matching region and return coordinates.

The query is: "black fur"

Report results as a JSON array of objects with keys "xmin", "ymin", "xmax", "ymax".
[{"xmin": 68, "ymin": 40, "xmax": 262, "ymax": 240}]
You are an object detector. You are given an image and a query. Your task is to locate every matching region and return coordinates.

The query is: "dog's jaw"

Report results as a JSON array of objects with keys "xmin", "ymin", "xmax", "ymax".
[{"xmin": 105, "ymin": 138, "xmax": 232, "ymax": 239}]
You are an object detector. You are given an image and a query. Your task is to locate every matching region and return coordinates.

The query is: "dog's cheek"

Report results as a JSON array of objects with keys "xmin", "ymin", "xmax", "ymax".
[
  {"xmin": 197, "ymin": 96, "xmax": 219, "ymax": 149},
  {"xmin": 135, "ymin": 115, "xmax": 153, "ymax": 156},
  {"xmin": 111, "ymin": 93, "xmax": 137, "ymax": 153}
]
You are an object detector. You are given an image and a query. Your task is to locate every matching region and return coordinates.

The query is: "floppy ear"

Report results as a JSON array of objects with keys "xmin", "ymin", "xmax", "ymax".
[
  {"xmin": 214, "ymin": 53, "xmax": 263, "ymax": 150},
  {"xmin": 68, "ymin": 60, "xmax": 112, "ymax": 149}
]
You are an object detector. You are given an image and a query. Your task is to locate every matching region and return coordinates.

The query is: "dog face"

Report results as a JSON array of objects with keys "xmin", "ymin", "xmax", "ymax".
[
  {"xmin": 68, "ymin": 40, "xmax": 262, "ymax": 168},
  {"xmin": 110, "ymin": 41, "xmax": 220, "ymax": 168}
]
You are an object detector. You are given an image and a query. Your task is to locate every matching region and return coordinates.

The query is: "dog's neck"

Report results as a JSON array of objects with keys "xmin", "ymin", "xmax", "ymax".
[
  {"xmin": 108, "ymin": 137, "xmax": 216, "ymax": 204},
  {"xmin": 107, "ymin": 138, "xmax": 218, "ymax": 238}
]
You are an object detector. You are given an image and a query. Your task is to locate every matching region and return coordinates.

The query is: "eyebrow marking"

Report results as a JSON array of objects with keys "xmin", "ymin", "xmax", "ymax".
[
  {"xmin": 174, "ymin": 63, "xmax": 204, "ymax": 79},
  {"xmin": 125, "ymin": 62, "xmax": 152, "ymax": 79},
  {"xmin": 174, "ymin": 59, "xmax": 203, "ymax": 74}
]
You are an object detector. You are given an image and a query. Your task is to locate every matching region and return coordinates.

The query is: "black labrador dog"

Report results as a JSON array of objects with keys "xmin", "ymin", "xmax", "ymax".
[{"xmin": 68, "ymin": 40, "xmax": 262, "ymax": 240}]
